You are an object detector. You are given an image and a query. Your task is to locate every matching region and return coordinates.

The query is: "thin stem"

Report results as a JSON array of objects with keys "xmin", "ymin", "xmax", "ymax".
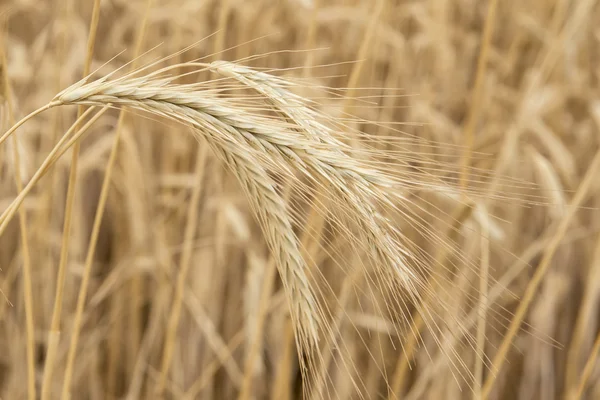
[
  {"xmin": 156, "ymin": 145, "xmax": 208, "ymax": 397},
  {"xmin": 60, "ymin": 0, "xmax": 151, "ymax": 398},
  {"xmin": 120, "ymin": 0, "xmax": 154, "ymax": 392},
  {"xmin": 0, "ymin": 106, "xmax": 102, "ymax": 235},
  {"xmin": 0, "ymin": 103, "xmax": 53, "ymax": 148},
  {"xmin": 37, "ymin": 104, "xmax": 107, "ymax": 398},
  {"xmin": 52, "ymin": 0, "xmax": 102, "ymax": 395},
  {"xmin": 60, "ymin": 106, "xmax": 126, "ymax": 400},
  {"xmin": 302, "ymin": 0, "xmax": 321, "ymax": 77},
  {"xmin": 459, "ymin": 0, "xmax": 498, "ymax": 190},
  {"xmin": 0, "ymin": 29, "xmax": 36, "ymax": 400}
]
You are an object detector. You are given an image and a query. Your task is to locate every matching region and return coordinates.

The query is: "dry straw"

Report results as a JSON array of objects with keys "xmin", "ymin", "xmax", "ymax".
[{"xmin": 45, "ymin": 59, "xmax": 448, "ymax": 351}]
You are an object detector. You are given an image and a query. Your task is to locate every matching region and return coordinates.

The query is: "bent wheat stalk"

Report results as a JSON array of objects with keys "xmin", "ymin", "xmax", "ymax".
[
  {"xmin": 44, "ymin": 61, "xmax": 433, "ymax": 352},
  {"xmin": 54, "ymin": 69, "xmax": 421, "ymax": 286},
  {"xmin": 1, "ymin": 61, "xmax": 434, "ymax": 386}
]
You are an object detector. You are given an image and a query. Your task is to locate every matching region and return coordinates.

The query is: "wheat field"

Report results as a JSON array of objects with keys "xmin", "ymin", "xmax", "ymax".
[{"xmin": 0, "ymin": 0, "xmax": 599, "ymax": 399}]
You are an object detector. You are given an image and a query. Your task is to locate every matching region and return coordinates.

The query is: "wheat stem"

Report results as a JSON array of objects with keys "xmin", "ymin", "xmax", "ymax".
[
  {"xmin": 37, "ymin": 105, "xmax": 108, "ymax": 399},
  {"xmin": 0, "ymin": 32, "xmax": 36, "ymax": 400},
  {"xmin": 0, "ymin": 106, "xmax": 103, "ymax": 235},
  {"xmin": 61, "ymin": 2, "xmax": 151, "ymax": 398},
  {"xmin": 459, "ymin": 0, "xmax": 498, "ymax": 191},
  {"xmin": 157, "ymin": 145, "xmax": 208, "ymax": 396}
]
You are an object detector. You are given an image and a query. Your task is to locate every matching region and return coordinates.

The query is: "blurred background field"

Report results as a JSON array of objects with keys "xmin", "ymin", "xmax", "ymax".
[{"xmin": 1, "ymin": 0, "xmax": 600, "ymax": 399}]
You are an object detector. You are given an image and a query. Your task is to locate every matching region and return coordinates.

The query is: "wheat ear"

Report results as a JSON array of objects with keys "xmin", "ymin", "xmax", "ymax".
[
  {"xmin": 50, "ymin": 64, "xmax": 430, "ymax": 344},
  {"xmin": 52, "ymin": 77, "xmax": 323, "ymax": 351}
]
